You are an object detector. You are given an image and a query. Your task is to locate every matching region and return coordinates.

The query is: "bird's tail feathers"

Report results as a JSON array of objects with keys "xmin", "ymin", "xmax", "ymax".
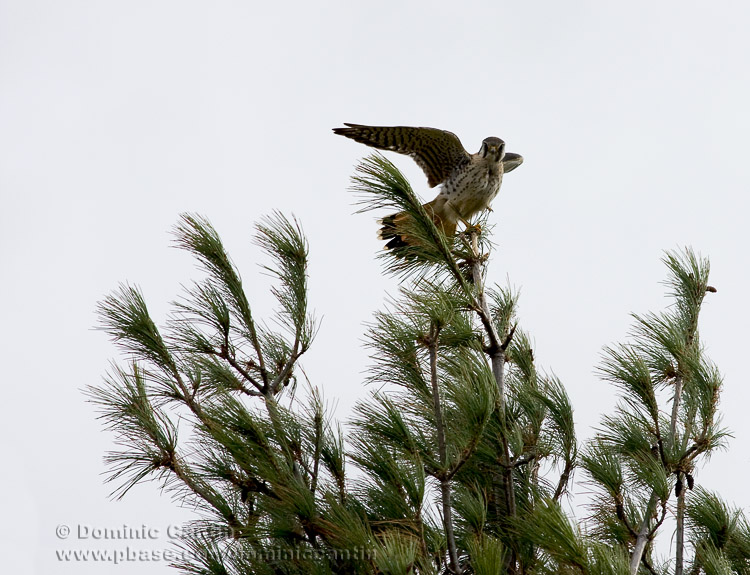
[{"xmin": 377, "ymin": 202, "xmax": 456, "ymax": 250}]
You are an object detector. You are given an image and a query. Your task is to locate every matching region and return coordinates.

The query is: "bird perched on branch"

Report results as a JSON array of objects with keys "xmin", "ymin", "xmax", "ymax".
[{"xmin": 334, "ymin": 123, "xmax": 523, "ymax": 249}]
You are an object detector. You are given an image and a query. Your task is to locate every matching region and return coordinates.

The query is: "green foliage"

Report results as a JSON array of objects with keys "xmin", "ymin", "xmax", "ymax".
[
  {"xmin": 466, "ymin": 534, "xmax": 507, "ymax": 575},
  {"xmin": 347, "ymin": 156, "xmax": 581, "ymax": 572},
  {"xmin": 521, "ymin": 499, "xmax": 588, "ymax": 569},
  {"xmin": 351, "ymin": 153, "xmax": 460, "ymax": 279},
  {"xmin": 87, "ymin": 363, "xmax": 178, "ymax": 498},
  {"xmin": 374, "ymin": 531, "xmax": 422, "ymax": 575},
  {"xmin": 91, "ymin": 214, "xmax": 372, "ymax": 574},
  {"xmin": 91, "ymin": 157, "xmax": 746, "ymax": 575},
  {"xmin": 686, "ymin": 487, "xmax": 750, "ymax": 575},
  {"xmin": 587, "ymin": 543, "xmax": 630, "ymax": 575},
  {"xmin": 582, "ymin": 248, "xmax": 736, "ymax": 572}
]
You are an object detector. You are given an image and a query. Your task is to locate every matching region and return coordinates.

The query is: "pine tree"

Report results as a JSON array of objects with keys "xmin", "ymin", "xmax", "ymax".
[
  {"xmin": 581, "ymin": 249, "xmax": 738, "ymax": 575},
  {"xmin": 90, "ymin": 154, "xmax": 746, "ymax": 574}
]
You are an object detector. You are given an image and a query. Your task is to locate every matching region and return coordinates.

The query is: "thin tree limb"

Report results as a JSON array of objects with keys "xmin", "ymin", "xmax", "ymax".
[
  {"xmin": 469, "ymin": 230, "xmax": 516, "ymax": 573},
  {"xmin": 630, "ymin": 493, "xmax": 657, "ymax": 575},
  {"xmin": 427, "ymin": 323, "xmax": 461, "ymax": 574},
  {"xmin": 676, "ymin": 472, "xmax": 685, "ymax": 575}
]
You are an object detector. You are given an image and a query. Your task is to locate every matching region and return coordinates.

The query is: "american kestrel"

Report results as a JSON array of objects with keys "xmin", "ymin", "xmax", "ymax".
[{"xmin": 334, "ymin": 123, "xmax": 523, "ymax": 249}]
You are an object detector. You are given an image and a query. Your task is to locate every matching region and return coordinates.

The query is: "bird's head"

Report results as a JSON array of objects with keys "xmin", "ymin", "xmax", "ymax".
[{"xmin": 480, "ymin": 137, "xmax": 505, "ymax": 161}]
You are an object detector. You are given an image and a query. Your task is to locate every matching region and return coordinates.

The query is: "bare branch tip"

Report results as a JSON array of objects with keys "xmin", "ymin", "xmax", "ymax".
[{"xmin": 500, "ymin": 323, "xmax": 518, "ymax": 352}]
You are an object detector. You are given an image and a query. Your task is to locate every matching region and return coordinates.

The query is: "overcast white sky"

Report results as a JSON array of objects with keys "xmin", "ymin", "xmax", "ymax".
[{"xmin": 2, "ymin": 1, "xmax": 750, "ymax": 573}]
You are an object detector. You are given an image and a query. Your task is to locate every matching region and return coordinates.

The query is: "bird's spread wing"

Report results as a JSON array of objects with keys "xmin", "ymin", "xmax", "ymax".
[
  {"xmin": 502, "ymin": 153, "xmax": 523, "ymax": 174},
  {"xmin": 333, "ymin": 123, "xmax": 470, "ymax": 187}
]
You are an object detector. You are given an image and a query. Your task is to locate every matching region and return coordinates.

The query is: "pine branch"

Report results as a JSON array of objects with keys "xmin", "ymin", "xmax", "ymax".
[
  {"xmin": 468, "ymin": 231, "xmax": 506, "ymax": 367},
  {"xmin": 174, "ymin": 213, "xmax": 271, "ymax": 388},
  {"xmin": 255, "ymin": 213, "xmax": 315, "ymax": 394},
  {"xmin": 465, "ymin": 230, "xmax": 520, "ymax": 572},
  {"xmin": 612, "ymin": 248, "xmax": 717, "ymax": 574},
  {"xmin": 351, "ymin": 153, "xmax": 473, "ymax": 291},
  {"xmin": 87, "ymin": 363, "xmax": 179, "ymax": 499},
  {"xmin": 214, "ymin": 344, "xmax": 264, "ymax": 394},
  {"xmin": 306, "ymin": 389, "xmax": 325, "ymax": 497},
  {"xmin": 166, "ymin": 455, "xmax": 244, "ymax": 535},
  {"xmin": 426, "ymin": 322, "xmax": 461, "ymax": 574},
  {"xmin": 676, "ymin": 473, "xmax": 686, "ymax": 575}
]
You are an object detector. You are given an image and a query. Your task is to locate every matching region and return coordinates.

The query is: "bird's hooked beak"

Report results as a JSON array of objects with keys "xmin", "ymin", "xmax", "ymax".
[
  {"xmin": 488, "ymin": 145, "xmax": 505, "ymax": 161},
  {"xmin": 481, "ymin": 138, "xmax": 506, "ymax": 160}
]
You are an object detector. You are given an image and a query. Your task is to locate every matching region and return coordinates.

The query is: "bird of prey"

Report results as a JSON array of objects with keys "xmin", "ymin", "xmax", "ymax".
[{"xmin": 334, "ymin": 123, "xmax": 523, "ymax": 249}]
